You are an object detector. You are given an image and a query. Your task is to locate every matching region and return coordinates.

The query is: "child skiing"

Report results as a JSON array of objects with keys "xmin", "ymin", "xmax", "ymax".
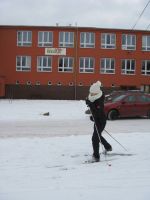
[{"xmin": 86, "ymin": 81, "xmax": 112, "ymax": 162}]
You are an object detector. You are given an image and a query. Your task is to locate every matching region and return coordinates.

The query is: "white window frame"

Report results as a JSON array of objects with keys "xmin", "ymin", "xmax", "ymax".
[
  {"xmin": 142, "ymin": 36, "xmax": 150, "ymax": 51},
  {"xmin": 48, "ymin": 81, "xmax": 52, "ymax": 86},
  {"xmin": 122, "ymin": 34, "xmax": 136, "ymax": 50},
  {"xmin": 37, "ymin": 56, "xmax": 52, "ymax": 72},
  {"xmin": 57, "ymin": 82, "xmax": 62, "ymax": 86},
  {"xmin": 58, "ymin": 57, "xmax": 74, "ymax": 72},
  {"xmin": 16, "ymin": 56, "xmax": 31, "ymax": 71},
  {"xmin": 100, "ymin": 58, "xmax": 115, "ymax": 74},
  {"xmin": 26, "ymin": 81, "xmax": 31, "ymax": 85},
  {"xmin": 59, "ymin": 32, "xmax": 74, "ymax": 47},
  {"xmin": 35, "ymin": 81, "xmax": 40, "ymax": 85},
  {"xmin": 121, "ymin": 59, "xmax": 135, "ymax": 75},
  {"xmin": 101, "ymin": 33, "xmax": 116, "ymax": 49},
  {"xmin": 69, "ymin": 82, "xmax": 74, "ymax": 86},
  {"xmin": 79, "ymin": 57, "xmax": 94, "ymax": 73},
  {"xmin": 17, "ymin": 31, "xmax": 32, "ymax": 46},
  {"xmin": 80, "ymin": 32, "xmax": 95, "ymax": 48},
  {"xmin": 38, "ymin": 31, "xmax": 53, "ymax": 47},
  {"xmin": 142, "ymin": 60, "xmax": 150, "ymax": 75},
  {"xmin": 16, "ymin": 80, "xmax": 19, "ymax": 85}
]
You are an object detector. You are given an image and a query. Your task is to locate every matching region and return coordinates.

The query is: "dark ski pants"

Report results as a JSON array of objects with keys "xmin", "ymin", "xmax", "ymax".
[{"xmin": 92, "ymin": 121, "xmax": 111, "ymax": 158}]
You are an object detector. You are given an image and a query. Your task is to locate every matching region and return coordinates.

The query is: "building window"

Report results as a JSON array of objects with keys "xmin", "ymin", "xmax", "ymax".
[
  {"xmin": 100, "ymin": 58, "xmax": 115, "ymax": 74},
  {"xmin": 17, "ymin": 31, "xmax": 32, "ymax": 46},
  {"xmin": 38, "ymin": 31, "xmax": 53, "ymax": 47},
  {"xmin": 48, "ymin": 81, "xmax": 52, "ymax": 85},
  {"xmin": 59, "ymin": 32, "xmax": 74, "ymax": 47},
  {"xmin": 122, "ymin": 34, "xmax": 136, "ymax": 50},
  {"xmin": 69, "ymin": 82, "xmax": 74, "ymax": 86},
  {"xmin": 16, "ymin": 56, "xmax": 31, "ymax": 71},
  {"xmin": 37, "ymin": 56, "xmax": 52, "ymax": 72},
  {"xmin": 111, "ymin": 84, "xmax": 115, "ymax": 87},
  {"xmin": 121, "ymin": 59, "xmax": 135, "ymax": 75},
  {"xmin": 79, "ymin": 57, "xmax": 94, "ymax": 73},
  {"xmin": 16, "ymin": 80, "xmax": 20, "ymax": 85},
  {"xmin": 36, "ymin": 81, "xmax": 40, "ymax": 85},
  {"xmin": 142, "ymin": 60, "xmax": 150, "ymax": 75},
  {"xmin": 57, "ymin": 82, "xmax": 62, "ymax": 86},
  {"xmin": 142, "ymin": 36, "xmax": 150, "ymax": 51},
  {"xmin": 141, "ymin": 85, "xmax": 150, "ymax": 93},
  {"xmin": 80, "ymin": 32, "xmax": 95, "ymax": 48},
  {"xmin": 26, "ymin": 81, "xmax": 31, "ymax": 85},
  {"xmin": 58, "ymin": 57, "xmax": 73, "ymax": 72},
  {"xmin": 101, "ymin": 33, "xmax": 116, "ymax": 49}
]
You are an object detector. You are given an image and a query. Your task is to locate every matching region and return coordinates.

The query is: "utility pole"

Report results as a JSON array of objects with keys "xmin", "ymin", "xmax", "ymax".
[{"xmin": 74, "ymin": 22, "xmax": 78, "ymax": 100}]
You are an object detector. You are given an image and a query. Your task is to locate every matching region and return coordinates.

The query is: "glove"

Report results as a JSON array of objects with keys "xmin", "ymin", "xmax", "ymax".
[
  {"xmin": 85, "ymin": 98, "xmax": 91, "ymax": 106},
  {"xmin": 90, "ymin": 115, "xmax": 94, "ymax": 121}
]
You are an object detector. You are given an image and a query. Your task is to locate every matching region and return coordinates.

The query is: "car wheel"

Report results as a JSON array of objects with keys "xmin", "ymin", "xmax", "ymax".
[
  {"xmin": 107, "ymin": 110, "xmax": 119, "ymax": 120},
  {"xmin": 147, "ymin": 110, "xmax": 150, "ymax": 119}
]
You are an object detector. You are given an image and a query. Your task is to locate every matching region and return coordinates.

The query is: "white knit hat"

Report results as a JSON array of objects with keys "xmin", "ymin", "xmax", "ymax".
[
  {"xmin": 88, "ymin": 81, "xmax": 102, "ymax": 102},
  {"xmin": 89, "ymin": 81, "xmax": 102, "ymax": 94},
  {"xmin": 96, "ymin": 81, "xmax": 102, "ymax": 87}
]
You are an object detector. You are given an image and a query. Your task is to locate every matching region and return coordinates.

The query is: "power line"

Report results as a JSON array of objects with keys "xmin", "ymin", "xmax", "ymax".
[
  {"xmin": 146, "ymin": 23, "xmax": 150, "ymax": 30},
  {"xmin": 131, "ymin": 0, "xmax": 150, "ymax": 30}
]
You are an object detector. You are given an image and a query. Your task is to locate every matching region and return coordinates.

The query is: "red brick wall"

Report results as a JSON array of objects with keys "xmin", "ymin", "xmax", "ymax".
[
  {"xmin": 0, "ymin": 77, "xmax": 5, "ymax": 97},
  {"xmin": 0, "ymin": 26, "xmax": 150, "ymax": 99}
]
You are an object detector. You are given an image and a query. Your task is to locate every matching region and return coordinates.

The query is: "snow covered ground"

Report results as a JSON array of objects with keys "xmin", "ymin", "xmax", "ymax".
[{"xmin": 0, "ymin": 99, "xmax": 150, "ymax": 200}]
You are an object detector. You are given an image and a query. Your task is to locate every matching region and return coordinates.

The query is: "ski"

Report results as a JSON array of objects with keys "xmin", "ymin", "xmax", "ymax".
[
  {"xmin": 83, "ymin": 160, "xmax": 100, "ymax": 164},
  {"xmin": 102, "ymin": 152, "xmax": 134, "ymax": 157},
  {"xmin": 83, "ymin": 157, "xmax": 118, "ymax": 164}
]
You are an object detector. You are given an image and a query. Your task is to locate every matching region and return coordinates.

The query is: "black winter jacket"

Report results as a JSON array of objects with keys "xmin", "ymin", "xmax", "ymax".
[{"xmin": 88, "ymin": 93, "xmax": 106, "ymax": 126}]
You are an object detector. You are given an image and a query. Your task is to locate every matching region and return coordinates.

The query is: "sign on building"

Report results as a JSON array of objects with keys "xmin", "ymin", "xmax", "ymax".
[{"xmin": 45, "ymin": 48, "xmax": 66, "ymax": 55}]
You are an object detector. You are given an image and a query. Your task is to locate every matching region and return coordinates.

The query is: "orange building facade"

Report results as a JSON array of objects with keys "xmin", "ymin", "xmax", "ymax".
[{"xmin": 0, "ymin": 25, "xmax": 150, "ymax": 99}]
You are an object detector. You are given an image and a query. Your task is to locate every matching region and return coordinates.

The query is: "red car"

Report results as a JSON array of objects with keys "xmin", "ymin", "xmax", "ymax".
[{"xmin": 104, "ymin": 92, "xmax": 150, "ymax": 120}]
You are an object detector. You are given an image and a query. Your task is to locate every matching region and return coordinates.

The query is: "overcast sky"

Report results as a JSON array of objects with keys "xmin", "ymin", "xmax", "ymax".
[{"xmin": 0, "ymin": 0, "xmax": 150, "ymax": 30}]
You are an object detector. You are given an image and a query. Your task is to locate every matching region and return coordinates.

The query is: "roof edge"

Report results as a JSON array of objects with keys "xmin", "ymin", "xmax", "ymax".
[{"xmin": 0, "ymin": 24, "xmax": 150, "ymax": 33}]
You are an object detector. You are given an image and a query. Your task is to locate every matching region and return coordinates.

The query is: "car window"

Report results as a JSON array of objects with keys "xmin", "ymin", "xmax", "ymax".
[
  {"xmin": 138, "ymin": 95, "xmax": 150, "ymax": 102},
  {"xmin": 124, "ymin": 95, "xmax": 136, "ymax": 103},
  {"xmin": 112, "ymin": 94, "xmax": 126, "ymax": 102}
]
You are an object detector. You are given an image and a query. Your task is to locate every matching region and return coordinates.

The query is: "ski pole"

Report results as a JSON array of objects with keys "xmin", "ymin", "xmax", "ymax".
[{"xmin": 104, "ymin": 129, "xmax": 128, "ymax": 152}]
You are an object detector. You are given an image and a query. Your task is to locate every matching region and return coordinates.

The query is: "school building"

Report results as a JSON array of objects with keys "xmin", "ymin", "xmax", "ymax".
[{"xmin": 0, "ymin": 25, "xmax": 150, "ymax": 99}]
